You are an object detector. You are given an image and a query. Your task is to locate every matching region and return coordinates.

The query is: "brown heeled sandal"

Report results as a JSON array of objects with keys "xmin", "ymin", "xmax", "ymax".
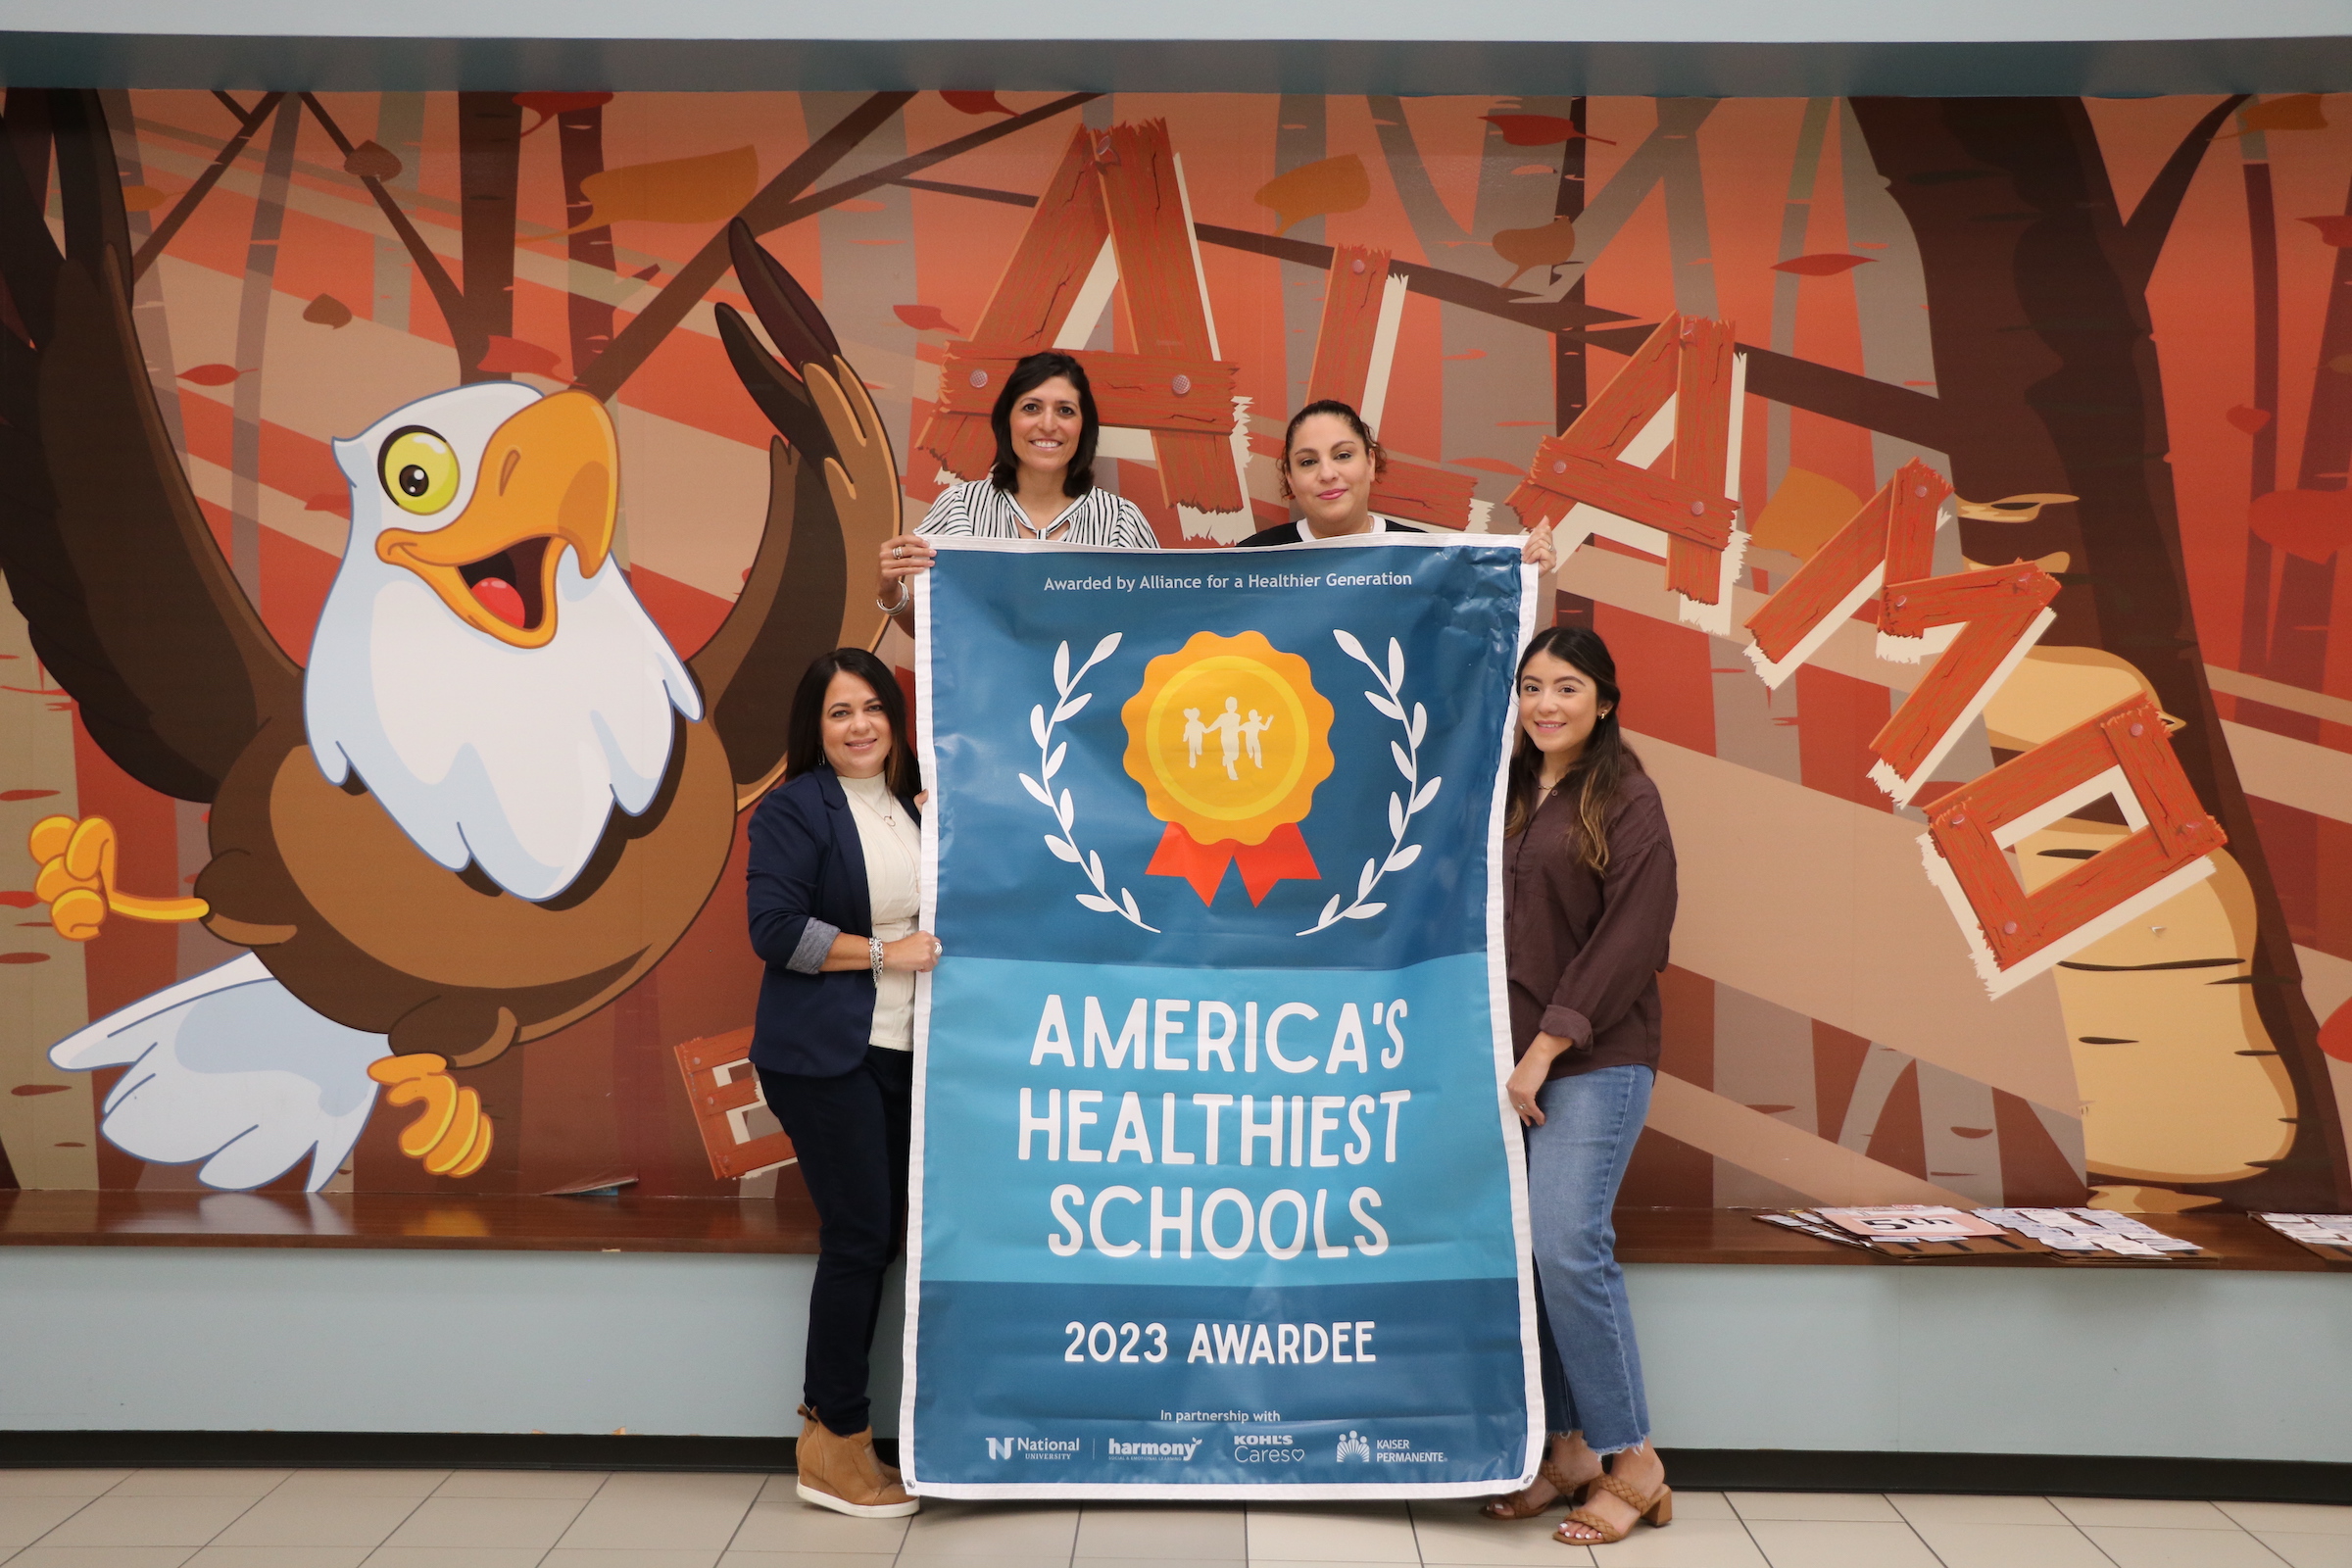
[
  {"xmin": 1553, "ymin": 1471, "xmax": 1672, "ymax": 1544},
  {"xmin": 1481, "ymin": 1455, "xmax": 1592, "ymax": 1520}
]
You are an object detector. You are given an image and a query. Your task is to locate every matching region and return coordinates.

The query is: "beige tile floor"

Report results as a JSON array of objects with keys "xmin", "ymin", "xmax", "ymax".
[{"xmin": 0, "ymin": 1472, "xmax": 2343, "ymax": 1568}]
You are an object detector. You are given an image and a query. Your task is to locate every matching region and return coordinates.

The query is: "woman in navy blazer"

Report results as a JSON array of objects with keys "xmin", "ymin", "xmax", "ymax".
[{"xmin": 748, "ymin": 647, "xmax": 936, "ymax": 1519}]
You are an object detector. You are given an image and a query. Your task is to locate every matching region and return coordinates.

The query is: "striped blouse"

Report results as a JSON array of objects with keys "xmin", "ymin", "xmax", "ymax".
[{"xmin": 915, "ymin": 477, "xmax": 1158, "ymax": 550}]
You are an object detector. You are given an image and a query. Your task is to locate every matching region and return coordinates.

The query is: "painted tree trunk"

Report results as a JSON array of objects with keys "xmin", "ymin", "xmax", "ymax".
[
  {"xmin": 1850, "ymin": 94, "xmax": 2349, "ymax": 1210},
  {"xmin": 455, "ymin": 92, "xmax": 521, "ymax": 382},
  {"xmin": 557, "ymin": 102, "xmax": 616, "ymax": 383}
]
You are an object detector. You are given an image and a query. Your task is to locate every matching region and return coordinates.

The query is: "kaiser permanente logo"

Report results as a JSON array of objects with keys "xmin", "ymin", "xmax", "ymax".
[
  {"xmin": 1336, "ymin": 1431, "xmax": 1372, "ymax": 1462},
  {"xmin": 984, "ymin": 1437, "xmax": 1080, "ymax": 1460}
]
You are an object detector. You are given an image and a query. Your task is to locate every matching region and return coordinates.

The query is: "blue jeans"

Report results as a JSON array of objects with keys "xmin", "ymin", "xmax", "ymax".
[{"xmin": 1526, "ymin": 1062, "xmax": 1653, "ymax": 1454}]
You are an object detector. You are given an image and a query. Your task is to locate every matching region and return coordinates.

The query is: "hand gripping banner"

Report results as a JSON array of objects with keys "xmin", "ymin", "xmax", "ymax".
[{"xmin": 906, "ymin": 537, "xmax": 1541, "ymax": 1498}]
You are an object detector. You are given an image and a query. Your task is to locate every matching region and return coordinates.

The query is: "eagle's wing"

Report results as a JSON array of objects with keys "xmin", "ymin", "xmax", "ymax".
[
  {"xmin": 693, "ymin": 220, "xmax": 899, "ymax": 808},
  {"xmin": 51, "ymin": 953, "xmax": 390, "ymax": 1192},
  {"xmin": 0, "ymin": 91, "xmax": 299, "ymax": 803}
]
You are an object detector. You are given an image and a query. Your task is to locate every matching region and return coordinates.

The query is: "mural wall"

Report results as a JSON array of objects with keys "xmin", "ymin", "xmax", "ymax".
[{"xmin": 0, "ymin": 86, "xmax": 2346, "ymax": 1216}]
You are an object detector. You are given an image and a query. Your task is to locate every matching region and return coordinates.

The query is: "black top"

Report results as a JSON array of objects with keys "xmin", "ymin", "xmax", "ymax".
[{"xmin": 1237, "ymin": 515, "xmax": 1427, "ymax": 547}]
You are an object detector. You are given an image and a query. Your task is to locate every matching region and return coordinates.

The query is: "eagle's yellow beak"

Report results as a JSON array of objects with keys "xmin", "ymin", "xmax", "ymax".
[{"xmin": 376, "ymin": 391, "xmax": 617, "ymax": 651}]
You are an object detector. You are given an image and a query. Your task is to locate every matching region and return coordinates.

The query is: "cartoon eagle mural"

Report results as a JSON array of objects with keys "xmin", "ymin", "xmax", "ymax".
[{"xmin": 0, "ymin": 92, "xmax": 898, "ymax": 1189}]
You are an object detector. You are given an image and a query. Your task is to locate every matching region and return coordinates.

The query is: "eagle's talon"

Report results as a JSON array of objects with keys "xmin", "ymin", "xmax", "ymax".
[
  {"xmin": 368, "ymin": 1053, "xmax": 494, "ymax": 1177},
  {"xmin": 50, "ymin": 887, "xmax": 108, "ymax": 942},
  {"xmin": 27, "ymin": 815, "xmax": 74, "ymax": 864},
  {"xmin": 25, "ymin": 813, "xmax": 210, "ymax": 940}
]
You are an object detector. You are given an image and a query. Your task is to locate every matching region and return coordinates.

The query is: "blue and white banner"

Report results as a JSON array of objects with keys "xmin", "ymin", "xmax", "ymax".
[{"xmin": 906, "ymin": 537, "xmax": 1539, "ymax": 1499}]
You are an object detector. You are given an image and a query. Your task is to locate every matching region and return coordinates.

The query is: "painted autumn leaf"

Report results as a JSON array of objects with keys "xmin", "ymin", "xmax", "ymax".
[
  {"xmin": 560, "ymin": 146, "xmax": 759, "ymax": 234},
  {"xmin": 893, "ymin": 304, "xmax": 964, "ymax": 334},
  {"xmin": 476, "ymin": 336, "xmax": 563, "ymax": 377},
  {"xmin": 1751, "ymin": 467, "xmax": 1863, "ymax": 558},
  {"xmin": 178, "ymin": 364, "xmax": 248, "ymax": 385},
  {"xmin": 1253, "ymin": 154, "xmax": 1370, "ymax": 234},
  {"xmin": 2250, "ymin": 488, "xmax": 2352, "ymax": 563},
  {"xmin": 343, "ymin": 140, "xmax": 403, "ymax": 181},
  {"xmin": 514, "ymin": 91, "xmax": 615, "ymax": 136},
  {"xmin": 120, "ymin": 185, "xmax": 168, "ymax": 212},
  {"xmin": 2235, "ymin": 93, "xmax": 2328, "ymax": 134},
  {"xmin": 1480, "ymin": 114, "xmax": 1616, "ymax": 147},
  {"xmin": 1493, "ymin": 215, "xmax": 1577, "ymax": 287},
  {"xmin": 1773, "ymin": 253, "xmax": 1875, "ymax": 276},
  {"xmin": 2300, "ymin": 215, "xmax": 2352, "ymax": 248},
  {"xmin": 302, "ymin": 293, "xmax": 353, "ymax": 328},
  {"xmin": 307, "ymin": 492, "xmax": 351, "ymax": 517},
  {"xmin": 940, "ymin": 91, "xmax": 1014, "ymax": 117},
  {"xmin": 2227, "ymin": 406, "xmax": 2274, "ymax": 434}
]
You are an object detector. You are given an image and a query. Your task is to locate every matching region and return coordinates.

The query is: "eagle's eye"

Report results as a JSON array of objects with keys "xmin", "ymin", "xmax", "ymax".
[{"xmin": 378, "ymin": 426, "xmax": 461, "ymax": 515}]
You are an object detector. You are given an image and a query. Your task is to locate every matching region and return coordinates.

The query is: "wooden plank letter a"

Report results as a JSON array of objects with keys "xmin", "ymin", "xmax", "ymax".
[
  {"xmin": 1506, "ymin": 313, "xmax": 1743, "ymax": 633},
  {"xmin": 917, "ymin": 123, "xmax": 1247, "ymax": 520}
]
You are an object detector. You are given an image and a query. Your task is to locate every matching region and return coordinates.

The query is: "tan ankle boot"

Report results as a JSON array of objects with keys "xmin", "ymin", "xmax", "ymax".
[{"xmin": 795, "ymin": 1405, "xmax": 918, "ymax": 1518}]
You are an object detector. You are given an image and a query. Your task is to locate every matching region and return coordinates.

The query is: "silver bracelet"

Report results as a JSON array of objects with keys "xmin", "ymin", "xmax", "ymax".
[
  {"xmin": 875, "ymin": 581, "xmax": 911, "ymax": 614},
  {"xmin": 868, "ymin": 936, "xmax": 886, "ymax": 984}
]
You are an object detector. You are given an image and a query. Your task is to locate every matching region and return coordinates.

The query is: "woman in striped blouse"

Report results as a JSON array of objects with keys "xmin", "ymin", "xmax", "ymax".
[{"xmin": 876, "ymin": 351, "xmax": 1154, "ymax": 628}]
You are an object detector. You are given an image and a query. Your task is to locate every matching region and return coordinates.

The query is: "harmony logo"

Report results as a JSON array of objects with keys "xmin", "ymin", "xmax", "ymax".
[
  {"xmin": 984, "ymin": 1437, "xmax": 1081, "ymax": 1460},
  {"xmin": 1335, "ymin": 1431, "xmax": 1372, "ymax": 1462},
  {"xmin": 1106, "ymin": 1438, "xmax": 1202, "ymax": 1461}
]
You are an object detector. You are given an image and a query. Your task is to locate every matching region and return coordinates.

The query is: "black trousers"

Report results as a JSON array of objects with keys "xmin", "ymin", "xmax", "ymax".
[{"xmin": 759, "ymin": 1047, "xmax": 912, "ymax": 1437}]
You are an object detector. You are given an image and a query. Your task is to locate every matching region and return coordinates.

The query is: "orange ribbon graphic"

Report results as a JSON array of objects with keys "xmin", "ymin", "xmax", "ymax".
[
  {"xmin": 1121, "ymin": 630, "xmax": 1336, "ymax": 908},
  {"xmin": 1146, "ymin": 820, "xmax": 1321, "ymax": 906}
]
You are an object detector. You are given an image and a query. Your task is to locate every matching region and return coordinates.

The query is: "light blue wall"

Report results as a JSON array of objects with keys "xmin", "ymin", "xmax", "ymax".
[
  {"xmin": 7, "ymin": 0, "xmax": 2350, "ymax": 92},
  {"xmin": 6, "ymin": 1249, "xmax": 2346, "ymax": 1461},
  {"xmin": 17, "ymin": 0, "xmax": 2347, "ymax": 43}
]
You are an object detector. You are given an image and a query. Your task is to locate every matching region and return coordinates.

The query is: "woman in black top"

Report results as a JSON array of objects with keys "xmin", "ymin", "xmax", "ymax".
[{"xmin": 1239, "ymin": 400, "xmax": 1555, "ymax": 570}]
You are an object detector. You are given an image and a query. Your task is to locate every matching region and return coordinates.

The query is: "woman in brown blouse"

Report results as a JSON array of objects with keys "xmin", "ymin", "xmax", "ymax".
[{"xmin": 1481, "ymin": 625, "xmax": 1679, "ymax": 1547}]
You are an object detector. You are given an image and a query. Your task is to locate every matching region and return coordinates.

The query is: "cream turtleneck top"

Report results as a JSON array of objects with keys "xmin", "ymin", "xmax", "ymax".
[{"xmin": 840, "ymin": 770, "xmax": 921, "ymax": 1051}]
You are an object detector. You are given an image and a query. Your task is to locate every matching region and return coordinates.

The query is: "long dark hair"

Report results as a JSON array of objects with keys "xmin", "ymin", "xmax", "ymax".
[
  {"xmin": 989, "ymin": 351, "xmax": 1099, "ymax": 500},
  {"xmin": 1504, "ymin": 626, "xmax": 1641, "ymax": 870},
  {"xmin": 1278, "ymin": 398, "xmax": 1388, "ymax": 500},
  {"xmin": 785, "ymin": 647, "xmax": 920, "ymax": 799}
]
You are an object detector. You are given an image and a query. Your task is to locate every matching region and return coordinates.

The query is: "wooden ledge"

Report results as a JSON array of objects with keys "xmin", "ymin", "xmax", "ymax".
[
  {"xmin": 0, "ymin": 1192, "xmax": 2339, "ymax": 1270},
  {"xmin": 1611, "ymin": 1207, "xmax": 2349, "ymax": 1272},
  {"xmin": 0, "ymin": 1189, "xmax": 818, "ymax": 1253}
]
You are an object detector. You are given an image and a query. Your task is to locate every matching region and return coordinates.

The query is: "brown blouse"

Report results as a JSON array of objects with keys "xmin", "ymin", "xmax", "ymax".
[{"xmin": 1502, "ymin": 768, "xmax": 1678, "ymax": 1081}]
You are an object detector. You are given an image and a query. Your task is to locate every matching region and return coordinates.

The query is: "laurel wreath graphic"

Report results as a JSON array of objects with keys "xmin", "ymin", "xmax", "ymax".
[
  {"xmin": 1022, "ymin": 633, "xmax": 1159, "ymax": 932},
  {"xmin": 1297, "ymin": 629, "xmax": 1441, "ymax": 936}
]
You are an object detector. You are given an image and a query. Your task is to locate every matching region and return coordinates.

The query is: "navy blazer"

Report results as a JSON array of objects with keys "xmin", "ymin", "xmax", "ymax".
[{"xmin": 745, "ymin": 765, "xmax": 922, "ymax": 1077}]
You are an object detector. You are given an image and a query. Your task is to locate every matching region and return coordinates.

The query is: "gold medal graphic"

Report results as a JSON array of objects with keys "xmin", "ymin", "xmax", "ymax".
[{"xmin": 1121, "ymin": 630, "xmax": 1335, "ymax": 906}]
